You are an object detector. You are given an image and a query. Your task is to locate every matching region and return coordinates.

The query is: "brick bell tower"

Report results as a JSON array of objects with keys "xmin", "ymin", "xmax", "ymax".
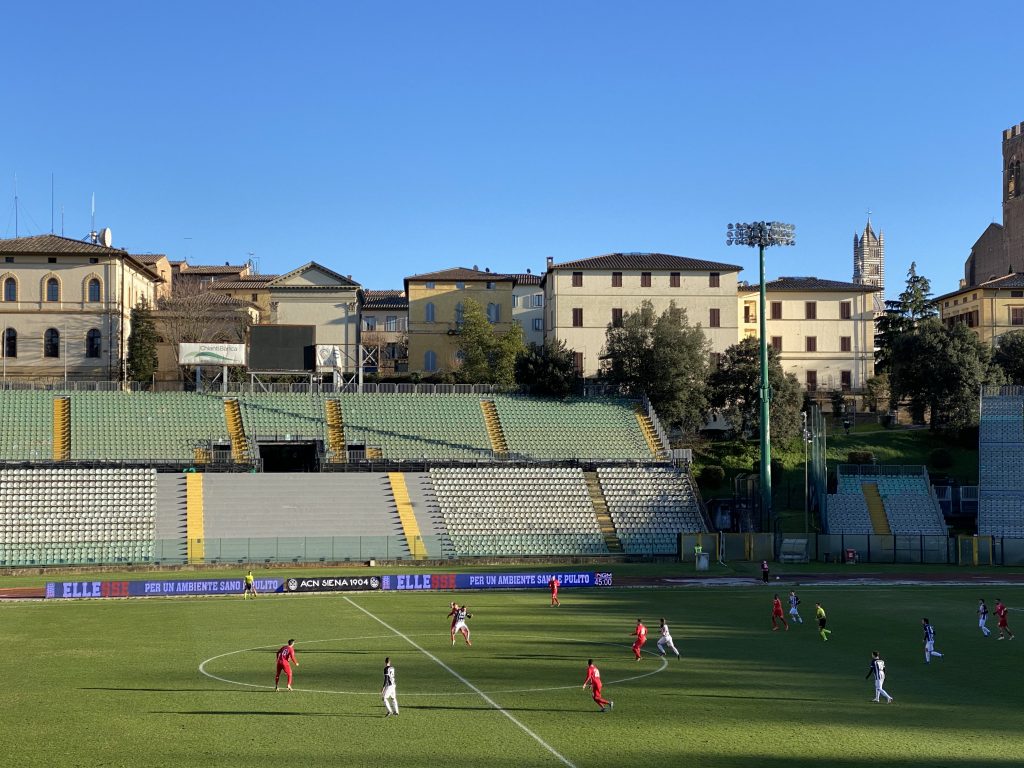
[{"xmin": 1004, "ymin": 121, "xmax": 1024, "ymax": 272}]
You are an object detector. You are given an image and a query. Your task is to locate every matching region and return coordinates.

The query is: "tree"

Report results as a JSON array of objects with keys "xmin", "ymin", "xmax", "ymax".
[
  {"xmin": 875, "ymin": 262, "xmax": 938, "ymax": 375},
  {"xmin": 126, "ymin": 299, "xmax": 159, "ymax": 384},
  {"xmin": 707, "ymin": 336, "xmax": 803, "ymax": 443},
  {"xmin": 995, "ymin": 330, "xmax": 1024, "ymax": 384},
  {"xmin": 454, "ymin": 298, "xmax": 525, "ymax": 389},
  {"xmin": 889, "ymin": 319, "xmax": 1004, "ymax": 428},
  {"xmin": 602, "ymin": 301, "xmax": 710, "ymax": 434},
  {"xmin": 863, "ymin": 373, "xmax": 890, "ymax": 413},
  {"xmin": 516, "ymin": 338, "xmax": 578, "ymax": 398}
]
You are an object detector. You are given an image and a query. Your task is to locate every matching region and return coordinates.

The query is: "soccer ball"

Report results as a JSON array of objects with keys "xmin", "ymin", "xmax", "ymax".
[{"xmin": 775, "ymin": 576, "xmax": 780, "ymax": 580}]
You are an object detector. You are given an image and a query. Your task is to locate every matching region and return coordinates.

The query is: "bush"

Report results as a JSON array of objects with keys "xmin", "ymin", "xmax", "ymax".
[
  {"xmin": 698, "ymin": 465, "xmax": 725, "ymax": 488},
  {"xmin": 847, "ymin": 451, "xmax": 874, "ymax": 465},
  {"xmin": 928, "ymin": 448, "xmax": 954, "ymax": 470},
  {"xmin": 750, "ymin": 458, "xmax": 785, "ymax": 478}
]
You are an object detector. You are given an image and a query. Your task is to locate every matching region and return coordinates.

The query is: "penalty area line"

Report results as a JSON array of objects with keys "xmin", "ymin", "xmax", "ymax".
[{"xmin": 342, "ymin": 596, "xmax": 577, "ymax": 768}]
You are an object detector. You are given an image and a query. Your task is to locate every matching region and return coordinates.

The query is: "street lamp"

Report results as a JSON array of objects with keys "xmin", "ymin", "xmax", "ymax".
[{"xmin": 727, "ymin": 221, "xmax": 796, "ymax": 521}]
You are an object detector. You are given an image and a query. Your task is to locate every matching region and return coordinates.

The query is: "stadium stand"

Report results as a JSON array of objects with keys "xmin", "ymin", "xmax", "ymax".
[
  {"xmin": 597, "ymin": 466, "xmax": 706, "ymax": 554},
  {"xmin": 978, "ymin": 387, "xmax": 1024, "ymax": 537},
  {"xmin": 430, "ymin": 467, "xmax": 607, "ymax": 556},
  {"xmin": 0, "ymin": 467, "xmax": 156, "ymax": 566},
  {"xmin": 825, "ymin": 493, "xmax": 874, "ymax": 535},
  {"xmin": 0, "ymin": 391, "xmax": 54, "ymax": 460},
  {"xmin": 828, "ymin": 468, "xmax": 946, "ymax": 536}
]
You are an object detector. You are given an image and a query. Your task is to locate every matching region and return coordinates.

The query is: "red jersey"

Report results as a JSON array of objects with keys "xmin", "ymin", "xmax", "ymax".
[
  {"xmin": 584, "ymin": 664, "xmax": 602, "ymax": 688},
  {"xmin": 277, "ymin": 645, "xmax": 296, "ymax": 665},
  {"xmin": 772, "ymin": 598, "xmax": 783, "ymax": 615},
  {"xmin": 634, "ymin": 623, "xmax": 647, "ymax": 643},
  {"xmin": 549, "ymin": 577, "xmax": 559, "ymax": 593},
  {"xmin": 996, "ymin": 603, "xmax": 1009, "ymax": 623}
]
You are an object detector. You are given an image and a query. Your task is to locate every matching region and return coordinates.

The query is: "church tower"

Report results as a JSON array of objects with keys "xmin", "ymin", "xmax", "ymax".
[
  {"xmin": 1003, "ymin": 122, "xmax": 1024, "ymax": 271},
  {"xmin": 853, "ymin": 218, "xmax": 885, "ymax": 289}
]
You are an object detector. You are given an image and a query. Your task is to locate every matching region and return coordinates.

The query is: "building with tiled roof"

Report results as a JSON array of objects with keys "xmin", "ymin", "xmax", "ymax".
[
  {"xmin": 737, "ymin": 275, "xmax": 881, "ymax": 393},
  {"xmin": 361, "ymin": 289, "xmax": 408, "ymax": 311},
  {"xmin": 542, "ymin": 252, "xmax": 743, "ymax": 376},
  {"xmin": 405, "ymin": 267, "xmax": 515, "ymax": 375},
  {"xmin": 0, "ymin": 233, "xmax": 164, "ymax": 382},
  {"xmin": 506, "ymin": 272, "xmax": 545, "ymax": 346},
  {"xmin": 359, "ymin": 290, "xmax": 409, "ymax": 374},
  {"xmin": 937, "ymin": 272, "xmax": 1024, "ymax": 345}
]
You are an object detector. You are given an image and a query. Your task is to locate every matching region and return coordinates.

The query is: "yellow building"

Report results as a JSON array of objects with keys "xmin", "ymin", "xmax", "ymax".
[
  {"xmin": 937, "ymin": 273, "xmax": 1024, "ymax": 345},
  {"xmin": 405, "ymin": 268, "xmax": 515, "ymax": 374},
  {"xmin": 738, "ymin": 277, "xmax": 880, "ymax": 392}
]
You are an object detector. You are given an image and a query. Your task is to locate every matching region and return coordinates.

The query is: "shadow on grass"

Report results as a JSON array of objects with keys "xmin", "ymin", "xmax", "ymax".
[
  {"xmin": 404, "ymin": 704, "xmax": 572, "ymax": 713},
  {"xmin": 81, "ymin": 687, "xmax": 247, "ymax": 693},
  {"xmin": 153, "ymin": 710, "xmax": 378, "ymax": 718}
]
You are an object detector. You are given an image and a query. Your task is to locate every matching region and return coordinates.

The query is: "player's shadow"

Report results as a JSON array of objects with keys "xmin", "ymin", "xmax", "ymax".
[
  {"xmin": 153, "ymin": 710, "xmax": 379, "ymax": 718},
  {"xmin": 686, "ymin": 693, "xmax": 821, "ymax": 702},
  {"xmin": 492, "ymin": 653, "xmax": 585, "ymax": 660},
  {"xmin": 81, "ymin": 687, "xmax": 242, "ymax": 693},
  {"xmin": 405, "ymin": 705, "xmax": 567, "ymax": 713}
]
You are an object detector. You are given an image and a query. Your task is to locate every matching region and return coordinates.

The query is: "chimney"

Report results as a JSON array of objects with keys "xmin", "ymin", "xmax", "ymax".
[{"xmin": 546, "ymin": 257, "xmax": 553, "ymax": 269}]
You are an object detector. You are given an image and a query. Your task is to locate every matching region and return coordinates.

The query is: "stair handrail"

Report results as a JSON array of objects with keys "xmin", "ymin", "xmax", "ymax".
[{"xmin": 640, "ymin": 393, "xmax": 672, "ymax": 460}]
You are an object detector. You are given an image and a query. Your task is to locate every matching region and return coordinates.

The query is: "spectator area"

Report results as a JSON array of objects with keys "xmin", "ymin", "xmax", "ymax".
[{"xmin": 978, "ymin": 388, "xmax": 1024, "ymax": 537}]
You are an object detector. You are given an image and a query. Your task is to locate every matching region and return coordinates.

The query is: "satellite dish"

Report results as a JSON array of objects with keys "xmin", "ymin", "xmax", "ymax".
[{"xmin": 100, "ymin": 227, "xmax": 112, "ymax": 247}]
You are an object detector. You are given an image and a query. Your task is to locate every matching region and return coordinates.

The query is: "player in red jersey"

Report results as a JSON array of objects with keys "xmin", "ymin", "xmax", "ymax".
[
  {"xmin": 549, "ymin": 576, "xmax": 560, "ymax": 607},
  {"xmin": 275, "ymin": 639, "xmax": 299, "ymax": 691},
  {"xmin": 632, "ymin": 619, "xmax": 648, "ymax": 661},
  {"xmin": 995, "ymin": 599, "xmax": 1015, "ymax": 640},
  {"xmin": 583, "ymin": 659, "xmax": 613, "ymax": 712},
  {"xmin": 771, "ymin": 594, "xmax": 789, "ymax": 631}
]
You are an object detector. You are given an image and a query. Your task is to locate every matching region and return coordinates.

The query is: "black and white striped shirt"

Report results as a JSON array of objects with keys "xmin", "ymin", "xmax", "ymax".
[{"xmin": 383, "ymin": 664, "xmax": 395, "ymax": 687}]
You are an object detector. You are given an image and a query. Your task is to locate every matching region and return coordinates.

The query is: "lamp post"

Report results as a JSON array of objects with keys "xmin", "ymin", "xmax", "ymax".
[
  {"xmin": 727, "ymin": 221, "xmax": 796, "ymax": 521},
  {"xmin": 802, "ymin": 410, "xmax": 811, "ymax": 534}
]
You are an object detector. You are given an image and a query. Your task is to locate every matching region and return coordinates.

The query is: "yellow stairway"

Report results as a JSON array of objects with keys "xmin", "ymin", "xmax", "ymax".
[
  {"xmin": 635, "ymin": 406, "xmax": 664, "ymax": 459},
  {"xmin": 862, "ymin": 483, "xmax": 891, "ymax": 534},
  {"xmin": 52, "ymin": 396, "xmax": 70, "ymax": 462},
  {"xmin": 223, "ymin": 398, "xmax": 251, "ymax": 464},
  {"xmin": 480, "ymin": 400, "xmax": 509, "ymax": 454},
  {"xmin": 325, "ymin": 399, "xmax": 346, "ymax": 463},
  {"xmin": 388, "ymin": 473, "xmax": 427, "ymax": 559},
  {"xmin": 185, "ymin": 473, "xmax": 205, "ymax": 563},
  {"xmin": 193, "ymin": 447, "xmax": 212, "ymax": 465},
  {"xmin": 584, "ymin": 471, "xmax": 622, "ymax": 553}
]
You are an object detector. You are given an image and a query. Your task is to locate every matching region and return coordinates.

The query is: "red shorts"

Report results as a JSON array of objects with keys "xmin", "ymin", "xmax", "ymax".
[{"xmin": 999, "ymin": 618, "xmax": 1008, "ymax": 628}]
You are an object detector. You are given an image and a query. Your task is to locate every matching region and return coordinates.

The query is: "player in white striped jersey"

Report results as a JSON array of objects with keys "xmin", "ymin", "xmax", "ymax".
[
  {"xmin": 978, "ymin": 598, "xmax": 992, "ymax": 637},
  {"xmin": 922, "ymin": 618, "xmax": 944, "ymax": 663},
  {"xmin": 788, "ymin": 591, "xmax": 803, "ymax": 624},
  {"xmin": 381, "ymin": 657, "xmax": 399, "ymax": 717},
  {"xmin": 865, "ymin": 651, "xmax": 893, "ymax": 703},
  {"xmin": 656, "ymin": 618, "xmax": 681, "ymax": 659}
]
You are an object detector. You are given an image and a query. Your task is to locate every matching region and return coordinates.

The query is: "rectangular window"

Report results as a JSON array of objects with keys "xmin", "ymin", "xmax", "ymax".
[
  {"xmin": 385, "ymin": 316, "xmax": 397, "ymax": 332},
  {"xmin": 573, "ymin": 352, "xmax": 583, "ymax": 373},
  {"xmin": 611, "ymin": 308, "xmax": 623, "ymax": 328},
  {"xmin": 840, "ymin": 370, "xmax": 852, "ymax": 391},
  {"xmin": 806, "ymin": 370, "xmax": 817, "ymax": 391},
  {"xmin": 425, "ymin": 281, "xmax": 435, "ymax": 290},
  {"xmin": 1012, "ymin": 291, "xmax": 1024, "ymax": 299},
  {"xmin": 4, "ymin": 257, "xmax": 13, "ymax": 263},
  {"xmin": 710, "ymin": 352, "xmax": 722, "ymax": 371},
  {"xmin": 641, "ymin": 272, "xmax": 652, "ymax": 288},
  {"xmin": 1012, "ymin": 308, "xmax": 1024, "ymax": 326},
  {"xmin": 486, "ymin": 281, "xmax": 495, "ymax": 290},
  {"xmin": 511, "ymin": 294, "xmax": 519, "ymax": 308},
  {"xmin": 805, "ymin": 301, "xmax": 817, "ymax": 320},
  {"xmin": 363, "ymin": 316, "xmax": 377, "ymax": 332},
  {"xmin": 744, "ymin": 305, "xmax": 754, "ymax": 323},
  {"xmin": 572, "ymin": 308, "xmax": 583, "ymax": 327},
  {"xmin": 532, "ymin": 294, "xmax": 543, "ymax": 307},
  {"xmin": 771, "ymin": 301, "xmax": 782, "ymax": 320},
  {"xmin": 455, "ymin": 281, "xmax": 465, "ymax": 290},
  {"xmin": 612, "ymin": 272, "xmax": 622, "ymax": 287},
  {"xmin": 670, "ymin": 272, "xmax": 680, "ymax": 288},
  {"xmin": 840, "ymin": 336, "xmax": 852, "ymax": 352},
  {"xmin": 48, "ymin": 257, "xmax": 57, "ymax": 264},
  {"xmin": 251, "ymin": 293, "xmax": 258, "ymax": 302},
  {"xmin": 532, "ymin": 318, "xmax": 544, "ymax": 332},
  {"xmin": 709, "ymin": 308, "xmax": 721, "ymax": 328},
  {"xmin": 805, "ymin": 336, "xmax": 817, "ymax": 352},
  {"xmin": 89, "ymin": 257, "xmax": 99, "ymax": 264},
  {"xmin": 572, "ymin": 271, "xmax": 583, "ymax": 287},
  {"xmin": 709, "ymin": 272, "xmax": 720, "ymax": 288},
  {"xmin": 840, "ymin": 301, "xmax": 852, "ymax": 320},
  {"xmin": 771, "ymin": 336, "xmax": 783, "ymax": 352}
]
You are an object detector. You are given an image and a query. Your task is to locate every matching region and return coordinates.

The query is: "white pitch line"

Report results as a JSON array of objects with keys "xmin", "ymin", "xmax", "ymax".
[{"xmin": 343, "ymin": 596, "xmax": 577, "ymax": 768}]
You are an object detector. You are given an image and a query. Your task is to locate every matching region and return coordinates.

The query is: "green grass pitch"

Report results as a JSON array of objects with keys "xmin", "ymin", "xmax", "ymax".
[{"xmin": 2, "ymin": 583, "xmax": 1023, "ymax": 767}]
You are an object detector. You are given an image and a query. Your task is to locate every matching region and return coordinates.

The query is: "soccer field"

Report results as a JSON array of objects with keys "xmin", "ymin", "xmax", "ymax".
[{"xmin": 3, "ymin": 583, "xmax": 1023, "ymax": 768}]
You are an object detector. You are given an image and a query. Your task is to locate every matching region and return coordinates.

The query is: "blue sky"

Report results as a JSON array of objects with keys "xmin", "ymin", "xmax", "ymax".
[{"xmin": 0, "ymin": 2, "xmax": 1016, "ymax": 297}]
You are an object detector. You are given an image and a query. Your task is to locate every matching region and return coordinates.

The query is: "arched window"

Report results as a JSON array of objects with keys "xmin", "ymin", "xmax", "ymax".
[
  {"xmin": 44, "ymin": 328, "xmax": 60, "ymax": 358},
  {"xmin": 86, "ymin": 329, "xmax": 102, "ymax": 358},
  {"xmin": 425, "ymin": 302, "xmax": 435, "ymax": 322},
  {"xmin": 3, "ymin": 277, "xmax": 15, "ymax": 302},
  {"xmin": 87, "ymin": 278, "xmax": 101, "ymax": 303},
  {"xmin": 424, "ymin": 350, "xmax": 437, "ymax": 372},
  {"xmin": 46, "ymin": 277, "xmax": 60, "ymax": 302},
  {"xmin": 455, "ymin": 302, "xmax": 464, "ymax": 325},
  {"xmin": 2, "ymin": 328, "xmax": 15, "ymax": 358}
]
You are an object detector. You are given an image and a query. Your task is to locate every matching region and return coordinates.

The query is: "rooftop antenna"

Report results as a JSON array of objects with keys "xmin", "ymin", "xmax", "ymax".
[
  {"xmin": 13, "ymin": 174, "xmax": 18, "ymax": 237},
  {"xmin": 51, "ymin": 173, "xmax": 54, "ymax": 234},
  {"xmin": 89, "ymin": 193, "xmax": 96, "ymax": 243},
  {"xmin": 61, "ymin": 205, "xmax": 65, "ymax": 236},
  {"xmin": 247, "ymin": 251, "xmax": 259, "ymax": 274}
]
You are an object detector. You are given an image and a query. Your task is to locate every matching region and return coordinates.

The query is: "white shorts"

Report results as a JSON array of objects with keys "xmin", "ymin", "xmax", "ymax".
[
  {"xmin": 658, "ymin": 635, "xmax": 674, "ymax": 645},
  {"xmin": 382, "ymin": 684, "xmax": 396, "ymax": 700},
  {"xmin": 925, "ymin": 640, "xmax": 935, "ymax": 652},
  {"xmin": 453, "ymin": 620, "xmax": 468, "ymax": 633},
  {"xmin": 789, "ymin": 607, "xmax": 799, "ymax": 616}
]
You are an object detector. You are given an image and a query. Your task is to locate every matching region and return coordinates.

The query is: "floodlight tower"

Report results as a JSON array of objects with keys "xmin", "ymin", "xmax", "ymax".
[{"xmin": 726, "ymin": 221, "xmax": 796, "ymax": 520}]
